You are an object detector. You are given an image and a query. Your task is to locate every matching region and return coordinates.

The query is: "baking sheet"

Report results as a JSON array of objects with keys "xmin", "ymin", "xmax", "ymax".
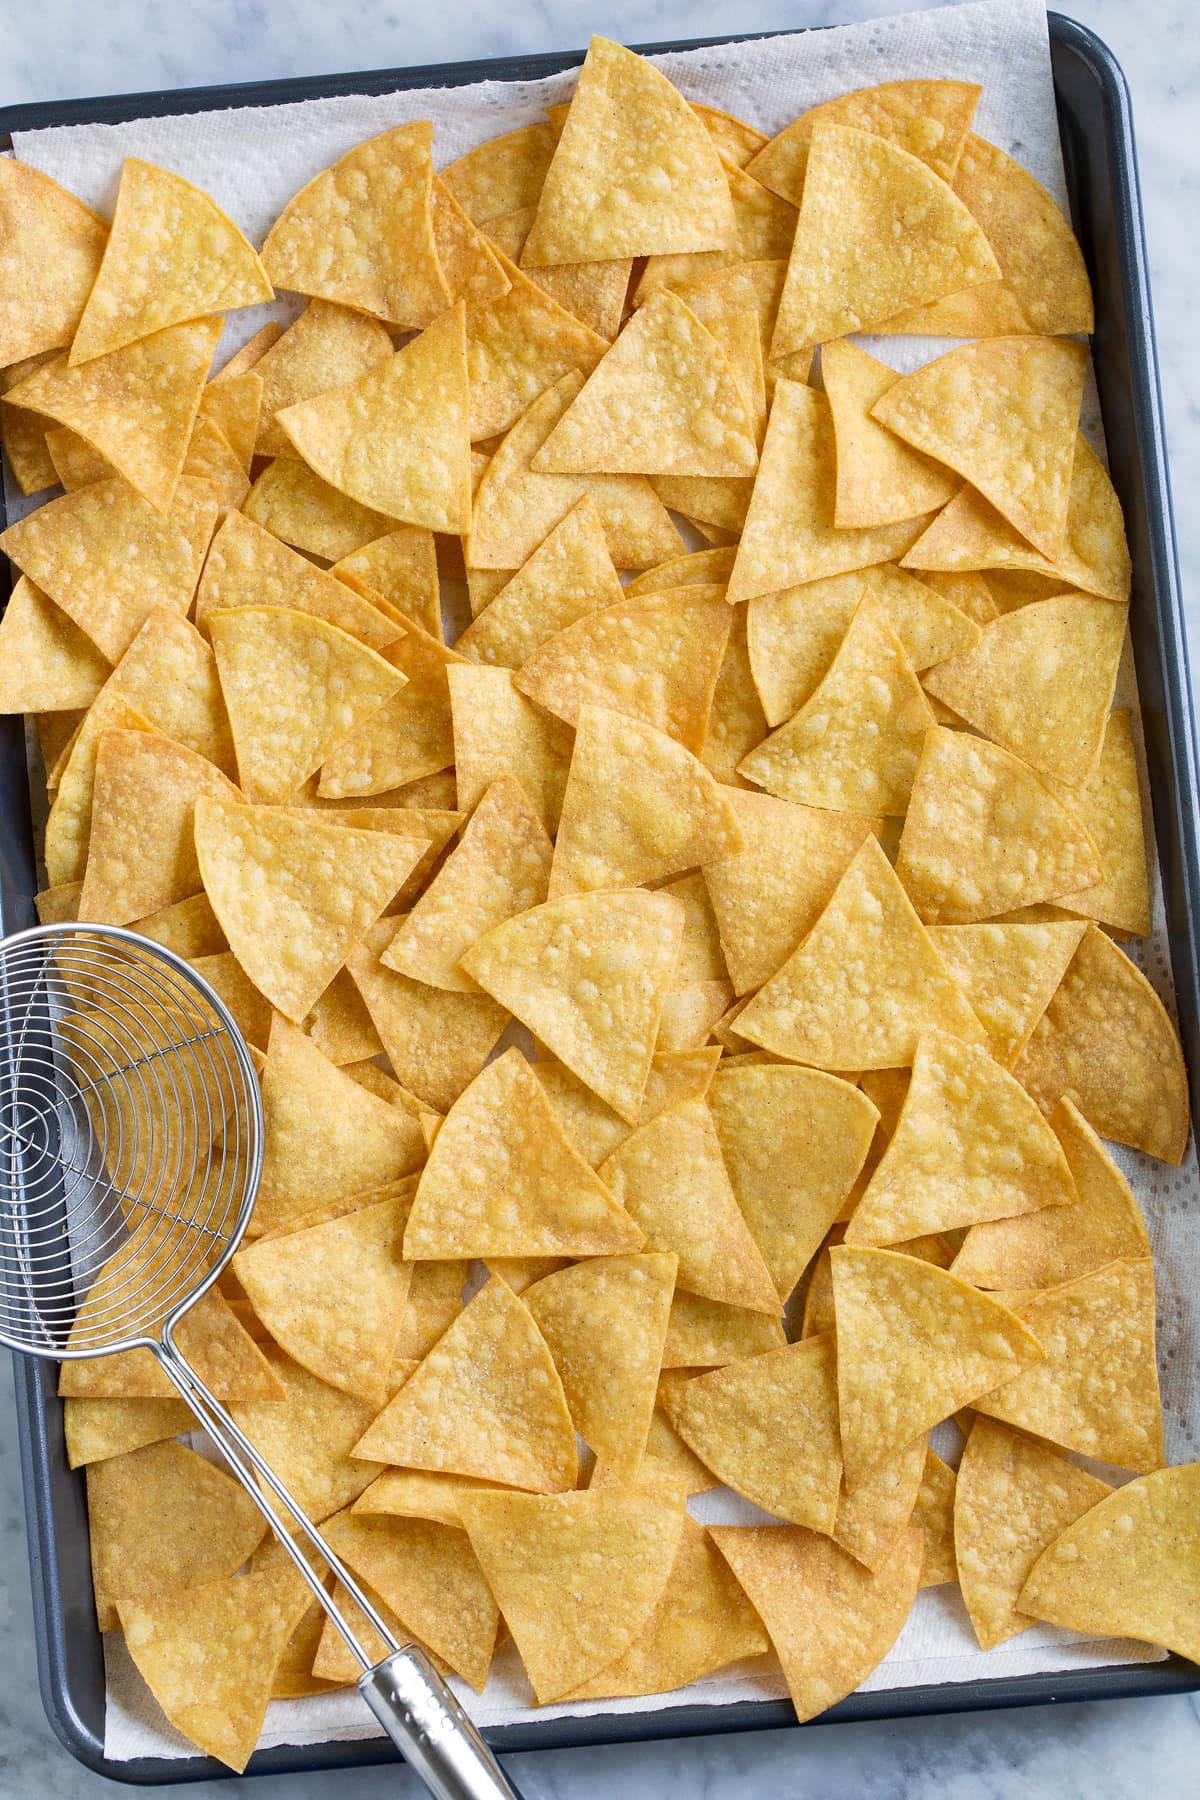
[{"xmin": 4, "ymin": 0, "xmax": 1193, "ymax": 1764}]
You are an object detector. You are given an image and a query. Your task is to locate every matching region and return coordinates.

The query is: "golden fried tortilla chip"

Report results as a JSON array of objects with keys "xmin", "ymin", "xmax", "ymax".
[
  {"xmin": 895, "ymin": 727, "xmax": 1102, "ymax": 924},
  {"xmin": 975, "ymin": 1260, "xmax": 1163, "ymax": 1473},
  {"xmin": 1, "ymin": 354, "xmax": 59, "ymax": 494},
  {"xmin": 1011, "ymin": 925, "xmax": 1190, "ymax": 1163},
  {"xmin": 913, "ymin": 1447, "xmax": 958, "ymax": 1587},
  {"xmin": 1048, "ymin": 710, "xmax": 1151, "ymax": 937},
  {"xmin": 833, "ymin": 1434, "xmax": 927, "ymax": 1571},
  {"xmin": 455, "ymin": 495, "xmax": 624, "ymax": 667},
  {"xmin": 534, "ymin": 1047, "xmax": 719, "ymax": 1168},
  {"xmin": 199, "ymin": 368, "xmax": 261, "ymax": 473},
  {"xmin": 748, "ymin": 79, "xmax": 981, "ymax": 204},
  {"xmin": 701, "ymin": 607, "xmax": 768, "ymax": 786},
  {"xmin": 243, "ymin": 456, "xmax": 396, "ymax": 560},
  {"xmin": 770, "ymin": 124, "xmax": 998, "ymax": 356},
  {"xmin": 522, "ymin": 39, "xmax": 737, "ymax": 267},
  {"xmin": 926, "ymin": 920, "xmax": 1087, "ymax": 1067},
  {"xmin": 954, "ymin": 1416, "xmax": 1112, "ymax": 1649},
  {"xmin": 71, "ymin": 158, "xmax": 270, "ymax": 365},
  {"xmin": 0, "ymin": 577, "xmax": 110, "ymax": 714},
  {"xmin": 736, "ymin": 836, "xmax": 983, "ymax": 1069},
  {"xmin": 831, "ymin": 1246, "xmax": 1043, "ymax": 1488},
  {"xmin": 231, "ymin": 1347, "xmax": 384, "ymax": 1520},
  {"xmin": 64, "ymin": 1396, "xmax": 194, "ymax": 1469},
  {"xmin": 353, "ymin": 1275, "xmax": 577, "ymax": 1492},
  {"xmin": 317, "ymin": 626, "xmax": 460, "ymax": 798},
  {"xmin": 430, "ymin": 176, "xmax": 513, "ymax": 313},
  {"xmin": 43, "ymin": 688, "xmax": 153, "ymax": 886},
  {"xmin": 132, "ymin": 890, "xmax": 226, "ymax": 959},
  {"xmin": 262, "ymin": 124, "xmax": 448, "ymax": 329},
  {"xmin": 822, "ymin": 341, "xmax": 958, "ymax": 528},
  {"xmin": 463, "ymin": 246, "xmax": 608, "ymax": 442},
  {"xmin": 442, "ymin": 124, "xmax": 560, "ymax": 224},
  {"xmin": 711, "ymin": 1520, "xmax": 922, "ymax": 1722},
  {"xmin": 109, "ymin": 607, "xmax": 236, "ymax": 777},
  {"xmin": 194, "ymin": 511, "xmax": 398, "ymax": 651},
  {"xmin": 331, "ymin": 525, "xmax": 441, "ymax": 639},
  {"xmin": 662, "ymin": 1289, "xmax": 785, "ymax": 1367},
  {"xmin": 0, "ymin": 160, "xmax": 107, "ymax": 364},
  {"xmin": 484, "ymin": 204, "xmax": 631, "ymax": 340},
  {"xmin": 252, "ymin": 298, "xmax": 393, "ymax": 458},
  {"xmin": 354, "ymin": 1469, "xmax": 513, "ymax": 1528},
  {"xmin": 448, "ymin": 664, "xmax": 574, "ymax": 832}
]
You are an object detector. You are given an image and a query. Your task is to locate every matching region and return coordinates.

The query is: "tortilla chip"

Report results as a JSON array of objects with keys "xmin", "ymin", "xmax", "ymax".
[
  {"xmin": 251, "ymin": 299, "xmax": 395, "ymax": 458},
  {"xmin": 712, "ymin": 1520, "xmax": 922, "ymax": 1721},
  {"xmin": 64, "ymin": 1396, "xmax": 194, "ymax": 1469},
  {"xmin": 456, "ymin": 495, "xmax": 624, "ymax": 668},
  {"xmin": 353, "ymin": 1275, "xmax": 577, "ymax": 1491},
  {"xmin": 186, "ymin": 949, "xmax": 272, "ymax": 1051},
  {"xmin": 876, "ymin": 135, "xmax": 1094, "ymax": 337},
  {"xmin": 599, "ymin": 1098, "xmax": 778, "ymax": 1313},
  {"xmin": 638, "ymin": 1403, "xmax": 720, "ymax": 1497},
  {"xmin": 483, "ymin": 204, "xmax": 631, "ymax": 340},
  {"xmin": 253, "ymin": 1018, "xmax": 425, "ymax": 1234},
  {"xmin": 833, "ymin": 1433, "xmax": 927, "ymax": 1571},
  {"xmin": 132, "ymin": 890, "xmax": 226, "ymax": 959},
  {"xmin": 403, "ymin": 1048, "xmax": 642, "ymax": 1259},
  {"xmin": 35, "ymin": 882, "xmax": 83, "ymax": 925},
  {"xmin": 347, "ymin": 920, "xmax": 509, "ymax": 1113},
  {"xmin": 241, "ymin": 456, "xmax": 393, "ymax": 561},
  {"xmin": 41, "ymin": 420, "xmax": 110, "ymax": 489},
  {"xmin": 320, "ymin": 1510, "xmax": 498, "ymax": 1690},
  {"xmin": 262, "ymin": 124, "xmax": 447, "ymax": 329},
  {"xmin": 662, "ymin": 1290, "xmax": 785, "ymax": 1367},
  {"xmin": 633, "ymin": 155, "xmax": 797, "ymax": 306},
  {"xmin": 462, "ymin": 242, "xmax": 609, "ymax": 441},
  {"xmin": 726, "ymin": 384, "xmax": 932, "ymax": 605},
  {"xmin": 467, "ymin": 371, "xmax": 682, "ymax": 571},
  {"xmin": 656, "ymin": 977, "xmax": 733, "ymax": 1052},
  {"xmin": 106, "ymin": 607, "xmax": 235, "ymax": 777},
  {"xmin": 442, "ymin": 124, "xmax": 560, "ymax": 224},
  {"xmin": 708, "ymin": 1063, "xmax": 878, "ymax": 1300},
  {"xmin": 748, "ymin": 79, "xmax": 980, "ymax": 205},
  {"xmin": 927, "ymin": 921, "xmax": 1088, "ymax": 1067},
  {"xmin": 770, "ymin": 124, "xmax": 997, "ymax": 356},
  {"xmin": 1011, "ymin": 925, "xmax": 1189, "ymax": 1163},
  {"xmin": 77, "ymin": 729, "xmax": 240, "ymax": 924},
  {"xmin": 0, "ymin": 576, "xmax": 110, "ymax": 714},
  {"xmin": 0, "ymin": 159, "xmax": 107, "ymax": 364},
  {"xmin": 43, "ymin": 688, "xmax": 152, "ymax": 885},
  {"xmin": 736, "ymin": 836, "xmax": 983, "ymax": 1068},
  {"xmin": 699, "ymin": 609, "xmax": 767, "ymax": 786},
  {"xmin": 522, "ymin": 39, "xmax": 737, "ymax": 266},
  {"xmin": 276, "ymin": 304, "xmax": 470, "ymax": 533},
  {"xmin": 975, "ymin": 1260, "xmax": 1163, "ymax": 1472},
  {"xmin": 1017, "ymin": 1463, "xmax": 1200, "ymax": 1662},
  {"xmin": 896, "ymin": 727, "xmax": 1102, "ymax": 924},
  {"xmin": 430, "ymin": 175, "xmax": 514, "ymax": 312},
  {"xmin": 459, "ymin": 1483, "xmax": 684, "ymax": 1701},
  {"xmin": 524, "ymin": 1253, "xmax": 675, "ymax": 1479},
  {"xmin": 198, "ymin": 368, "xmax": 261, "ymax": 474},
  {"xmin": 448, "ymin": 664, "xmax": 573, "ymax": 832},
  {"xmin": 354, "ymin": 1469, "xmax": 513, "ymax": 1528},
  {"xmin": 739, "ymin": 591, "xmax": 934, "ymax": 815},
  {"xmin": 954, "ymin": 1415, "xmax": 1112, "ymax": 1649},
  {"xmin": 1, "ymin": 354, "xmax": 59, "ymax": 494},
  {"xmin": 515, "ymin": 587, "xmax": 730, "ymax": 755},
  {"xmin": 70, "ymin": 158, "xmax": 269, "ymax": 365},
  {"xmin": 823, "ymin": 341, "xmax": 958, "ymax": 528},
  {"xmin": 1048, "ymin": 711, "xmax": 1151, "ymax": 936},
  {"xmin": 460, "ymin": 889, "xmax": 683, "ymax": 1123},
  {"xmin": 831, "ymin": 1246, "xmax": 1044, "ymax": 1487},
  {"xmin": 331, "ymin": 526, "xmax": 441, "ymax": 638},
  {"xmin": 534, "ymin": 1048, "xmax": 719, "ymax": 1169},
  {"xmin": 194, "ymin": 511, "xmax": 397, "ymax": 650},
  {"xmin": 0, "ymin": 478, "xmax": 203, "ymax": 662},
  {"xmin": 230, "ymin": 1347, "xmax": 383, "ymax": 1520},
  {"xmin": 872, "ymin": 338, "xmax": 1088, "ymax": 562},
  {"xmin": 316, "ymin": 626, "xmax": 459, "ymax": 798},
  {"xmin": 902, "ymin": 437, "xmax": 1131, "ymax": 605}
]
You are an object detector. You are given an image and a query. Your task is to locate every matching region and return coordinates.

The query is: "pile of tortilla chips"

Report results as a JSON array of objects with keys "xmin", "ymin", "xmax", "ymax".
[{"xmin": 2, "ymin": 37, "xmax": 1196, "ymax": 1775}]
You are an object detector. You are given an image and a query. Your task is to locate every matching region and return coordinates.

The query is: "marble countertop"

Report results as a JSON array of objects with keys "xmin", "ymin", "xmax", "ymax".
[{"xmin": 1, "ymin": 1, "xmax": 1199, "ymax": 1795}]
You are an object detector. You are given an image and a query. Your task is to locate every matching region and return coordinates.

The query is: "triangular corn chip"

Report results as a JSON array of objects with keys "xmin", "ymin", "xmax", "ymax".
[
  {"xmin": 382, "ymin": 775, "xmax": 552, "ymax": 991},
  {"xmin": 709, "ymin": 1063, "xmax": 878, "ymax": 1299},
  {"xmin": 515, "ymin": 588, "xmax": 731, "ymax": 754},
  {"xmin": 194, "ymin": 798, "xmax": 421, "ymax": 1020},
  {"xmin": 194, "ymin": 510, "xmax": 398, "ymax": 651},
  {"xmin": 711, "ymin": 1520, "xmax": 922, "ymax": 1722},
  {"xmin": 71, "ymin": 158, "xmax": 270, "ymax": 364},
  {"xmin": 442, "ymin": 123, "xmax": 559, "ymax": 224},
  {"xmin": 748, "ymin": 79, "xmax": 980, "ymax": 205},
  {"xmin": 277, "ymin": 304, "xmax": 471, "ymax": 533},
  {"xmin": 822, "ymin": 340, "xmax": 958, "ymax": 527},
  {"xmin": 109, "ymin": 607, "xmax": 237, "ymax": 777},
  {"xmin": 132, "ymin": 890, "xmax": 226, "ymax": 959},
  {"xmin": 1048, "ymin": 710, "xmax": 1152, "ymax": 936},
  {"xmin": 975, "ymin": 1259, "xmax": 1163, "ymax": 1472},
  {"xmin": 402, "ymin": 1049, "xmax": 642, "ymax": 1259},
  {"xmin": 872, "ymin": 338, "xmax": 1088, "ymax": 562},
  {"xmin": 0, "ymin": 159, "xmax": 107, "ymax": 363},
  {"xmin": 954, "ymin": 1416, "xmax": 1113, "ymax": 1649},
  {"xmin": 656, "ymin": 977, "xmax": 734, "ymax": 1052},
  {"xmin": 923, "ymin": 595, "xmax": 1127, "ymax": 786},
  {"xmin": 739, "ymin": 591, "xmax": 934, "ymax": 815},
  {"xmin": 804, "ymin": 1223, "xmax": 952, "ymax": 1340},
  {"xmin": 199, "ymin": 368, "xmax": 262, "ymax": 472},
  {"xmin": 448, "ymin": 663, "xmax": 573, "ymax": 832},
  {"xmin": 43, "ymin": 688, "xmax": 153, "ymax": 886},
  {"xmin": 0, "ymin": 576, "xmax": 110, "ymax": 713},
  {"xmin": 354, "ymin": 1469, "xmax": 515, "ymax": 1528},
  {"xmin": 533, "ymin": 289, "xmax": 756, "ymax": 477},
  {"xmin": 831, "ymin": 1245, "xmax": 1044, "ymax": 1486},
  {"xmin": 770, "ymin": 124, "xmax": 998, "ymax": 356},
  {"xmin": 42, "ymin": 420, "xmax": 114, "ymax": 489},
  {"xmin": 695, "ymin": 103, "xmax": 769, "ymax": 166},
  {"xmin": 1017, "ymin": 1464, "xmax": 1200, "ymax": 1663},
  {"xmin": 702, "ymin": 605, "xmax": 770, "ymax": 785},
  {"xmin": 353, "ymin": 1276, "xmax": 577, "ymax": 1492},
  {"xmin": 243, "ymin": 455, "xmax": 395, "ymax": 560},
  {"xmin": 190, "ymin": 950, "xmax": 274, "ymax": 1052},
  {"xmin": 331, "ymin": 525, "xmax": 441, "ymax": 639},
  {"xmin": 895, "ymin": 727, "xmax": 1102, "ymax": 923},
  {"xmin": 875, "ymin": 135, "xmax": 1094, "ymax": 337},
  {"xmin": 61, "ymin": 1277, "xmax": 281, "ymax": 1402},
  {"xmin": 254, "ymin": 1019, "xmax": 425, "ymax": 1234},
  {"xmin": 430, "ymin": 175, "xmax": 512, "ymax": 312},
  {"xmin": 726, "ymin": 383, "xmax": 932, "ymax": 605},
  {"xmin": 209, "ymin": 606, "xmax": 404, "ymax": 802},
  {"xmin": 467, "ymin": 372, "xmax": 682, "ymax": 571},
  {"xmin": 844, "ymin": 1030, "xmax": 1076, "ymax": 1246},
  {"xmin": 599, "ymin": 1098, "xmax": 779, "ymax": 1313},
  {"xmin": 1, "ymin": 354, "xmax": 59, "ymax": 494},
  {"xmin": 455, "ymin": 495, "xmax": 624, "ymax": 667},
  {"xmin": 832, "ymin": 1434, "xmax": 927, "ymax": 1572},
  {"xmin": 231, "ymin": 1346, "xmax": 384, "ymax": 1519},
  {"xmin": 234, "ymin": 1191, "xmax": 413, "ymax": 1404},
  {"xmin": 662, "ymin": 1290, "xmax": 785, "ymax": 1367},
  {"xmin": 549, "ymin": 704, "xmax": 742, "ymax": 896},
  {"xmin": 524, "ymin": 1253, "xmax": 675, "ymax": 1478},
  {"xmin": 664, "ymin": 1336, "xmax": 843, "ymax": 1527},
  {"xmin": 253, "ymin": 298, "xmax": 394, "ymax": 458},
  {"xmin": 912, "ymin": 1447, "xmax": 957, "ymax": 1587},
  {"xmin": 522, "ymin": 39, "xmax": 737, "ymax": 266},
  {"xmin": 461, "ymin": 889, "xmax": 684, "ymax": 1123},
  {"xmin": 464, "ymin": 245, "xmax": 608, "ymax": 441},
  {"xmin": 483, "ymin": 204, "xmax": 630, "ymax": 340},
  {"xmin": 736, "ymin": 836, "xmax": 984, "ymax": 1068},
  {"xmin": 78, "ymin": 728, "xmax": 241, "ymax": 924},
  {"xmin": 317, "ymin": 626, "xmax": 459, "ymax": 798},
  {"xmin": 262, "ymin": 124, "xmax": 448, "ymax": 329},
  {"xmin": 64, "ymin": 1396, "xmax": 195, "ymax": 1469},
  {"xmin": 534, "ymin": 1048, "xmax": 719, "ymax": 1168},
  {"xmin": 0, "ymin": 478, "xmax": 202, "ymax": 662},
  {"xmin": 927, "ymin": 920, "xmax": 1088, "ymax": 1065},
  {"xmin": 459, "ymin": 1484, "xmax": 684, "ymax": 1702}
]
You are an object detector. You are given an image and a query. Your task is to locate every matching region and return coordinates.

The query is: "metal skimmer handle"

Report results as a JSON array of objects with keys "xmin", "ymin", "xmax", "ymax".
[{"xmin": 359, "ymin": 1648, "xmax": 524, "ymax": 1800}]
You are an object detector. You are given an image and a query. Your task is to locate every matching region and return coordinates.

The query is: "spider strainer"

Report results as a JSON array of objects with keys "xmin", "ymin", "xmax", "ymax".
[{"xmin": 0, "ymin": 923, "xmax": 522, "ymax": 1800}]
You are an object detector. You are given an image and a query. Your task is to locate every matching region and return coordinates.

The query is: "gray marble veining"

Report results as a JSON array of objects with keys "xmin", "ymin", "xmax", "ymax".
[{"xmin": 1, "ymin": 1, "xmax": 1199, "ymax": 1794}]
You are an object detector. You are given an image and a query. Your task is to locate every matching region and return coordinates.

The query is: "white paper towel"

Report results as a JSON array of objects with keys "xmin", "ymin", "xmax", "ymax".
[{"xmin": 7, "ymin": 0, "xmax": 1194, "ymax": 1763}]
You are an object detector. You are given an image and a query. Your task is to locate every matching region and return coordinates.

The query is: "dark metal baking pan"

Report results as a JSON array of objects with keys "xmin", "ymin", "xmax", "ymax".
[{"xmin": 3, "ymin": 11, "xmax": 1198, "ymax": 1782}]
